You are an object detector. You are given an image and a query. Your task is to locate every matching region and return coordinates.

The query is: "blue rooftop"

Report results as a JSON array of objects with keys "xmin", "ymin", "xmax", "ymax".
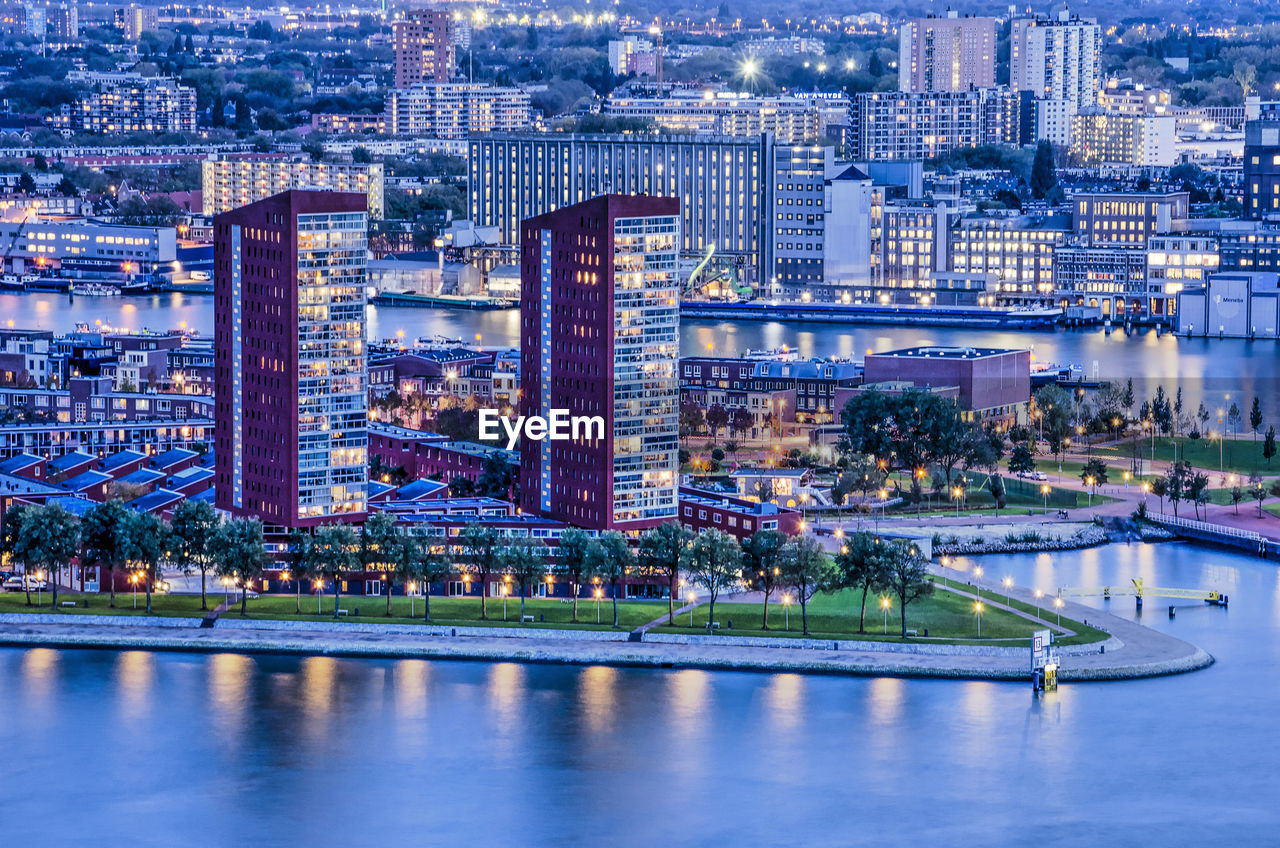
[
  {"xmin": 395, "ymin": 478, "xmax": 448, "ymax": 501},
  {"xmin": 152, "ymin": 448, "xmax": 198, "ymax": 469},
  {"xmin": 49, "ymin": 451, "xmax": 96, "ymax": 473},
  {"xmin": 0, "ymin": 453, "xmax": 44, "ymax": 474},
  {"xmin": 127, "ymin": 489, "xmax": 184, "ymax": 513},
  {"xmin": 119, "ymin": 468, "xmax": 167, "ymax": 486},
  {"xmin": 61, "ymin": 470, "xmax": 112, "ymax": 492},
  {"xmin": 99, "ymin": 449, "xmax": 149, "ymax": 473}
]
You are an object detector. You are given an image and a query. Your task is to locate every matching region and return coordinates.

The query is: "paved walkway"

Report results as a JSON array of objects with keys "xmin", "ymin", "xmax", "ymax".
[{"xmin": 0, "ymin": 594, "xmax": 1211, "ymax": 682}]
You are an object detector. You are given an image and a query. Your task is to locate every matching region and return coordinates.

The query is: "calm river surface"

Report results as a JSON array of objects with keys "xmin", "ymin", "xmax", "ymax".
[
  {"xmin": 8, "ymin": 291, "xmax": 1277, "ymax": 414},
  {"xmin": 1, "ymin": 542, "xmax": 1277, "ymax": 846}
]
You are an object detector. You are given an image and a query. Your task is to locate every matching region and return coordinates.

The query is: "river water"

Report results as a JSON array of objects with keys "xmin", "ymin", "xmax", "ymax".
[
  {"xmin": 1, "ymin": 542, "xmax": 1277, "ymax": 846},
  {"xmin": 9, "ymin": 292, "xmax": 1277, "ymax": 415}
]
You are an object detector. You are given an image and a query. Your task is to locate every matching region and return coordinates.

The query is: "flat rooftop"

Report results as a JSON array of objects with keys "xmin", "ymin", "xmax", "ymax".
[{"xmin": 869, "ymin": 346, "xmax": 1028, "ymax": 360}]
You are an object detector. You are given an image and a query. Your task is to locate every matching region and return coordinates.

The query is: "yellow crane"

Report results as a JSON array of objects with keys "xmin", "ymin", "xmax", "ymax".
[{"xmin": 1057, "ymin": 578, "xmax": 1227, "ymax": 610}]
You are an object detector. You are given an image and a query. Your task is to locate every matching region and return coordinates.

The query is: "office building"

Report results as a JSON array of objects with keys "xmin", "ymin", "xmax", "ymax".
[
  {"xmin": 0, "ymin": 218, "xmax": 176, "ymax": 281},
  {"xmin": 1145, "ymin": 234, "xmax": 1219, "ymax": 319},
  {"xmin": 214, "ymin": 190, "xmax": 369, "ymax": 528},
  {"xmin": 1052, "ymin": 245, "xmax": 1148, "ymax": 318},
  {"xmin": 1010, "ymin": 10, "xmax": 1101, "ymax": 112},
  {"xmin": 877, "ymin": 201, "xmax": 958, "ymax": 290},
  {"xmin": 771, "ymin": 144, "xmax": 830, "ymax": 287},
  {"xmin": 1177, "ymin": 273, "xmax": 1280, "ymax": 338},
  {"xmin": 1072, "ymin": 192, "xmax": 1189, "ymax": 248},
  {"xmin": 386, "ymin": 82, "xmax": 531, "ymax": 139},
  {"xmin": 1244, "ymin": 120, "xmax": 1280, "ymax": 221},
  {"xmin": 949, "ymin": 215, "xmax": 1069, "ymax": 305},
  {"xmin": 863, "ymin": 347, "xmax": 1031, "ymax": 422},
  {"xmin": 519, "ymin": 194, "xmax": 680, "ymax": 532},
  {"xmin": 898, "ymin": 12, "xmax": 996, "ymax": 93},
  {"xmin": 393, "ymin": 8, "xmax": 455, "ymax": 87},
  {"xmin": 201, "ymin": 153, "xmax": 384, "ymax": 218},
  {"xmin": 1097, "ymin": 80, "xmax": 1172, "ymax": 116},
  {"xmin": 53, "ymin": 72, "xmax": 196, "ymax": 135},
  {"xmin": 469, "ymin": 133, "xmax": 765, "ymax": 272},
  {"xmin": 1034, "ymin": 99, "xmax": 1077, "ymax": 147},
  {"xmin": 1069, "ymin": 111, "xmax": 1176, "ymax": 167},
  {"xmin": 608, "ymin": 36, "xmax": 660, "ymax": 77},
  {"xmin": 45, "ymin": 3, "xmax": 76, "ymax": 39},
  {"xmin": 603, "ymin": 91, "xmax": 826, "ymax": 144}
]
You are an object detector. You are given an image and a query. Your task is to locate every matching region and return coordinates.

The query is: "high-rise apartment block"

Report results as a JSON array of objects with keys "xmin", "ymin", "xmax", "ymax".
[
  {"xmin": 898, "ymin": 12, "xmax": 996, "ymax": 93},
  {"xmin": 386, "ymin": 83, "xmax": 531, "ymax": 139},
  {"xmin": 518, "ymin": 194, "xmax": 680, "ymax": 532},
  {"xmin": 1010, "ymin": 10, "xmax": 1101, "ymax": 112},
  {"xmin": 115, "ymin": 5, "xmax": 158, "ymax": 40},
  {"xmin": 853, "ymin": 88, "xmax": 1031, "ymax": 160},
  {"xmin": 1244, "ymin": 120, "xmax": 1280, "ymax": 221},
  {"xmin": 214, "ymin": 190, "xmax": 369, "ymax": 528},
  {"xmin": 1069, "ymin": 111, "xmax": 1176, "ymax": 167},
  {"xmin": 602, "ymin": 92, "xmax": 829, "ymax": 144},
  {"xmin": 201, "ymin": 153, "xmax": 384, "ymax": 218},
  {"xmin": 394, "ymin": 8, "xmax": 455, "ymax": 87},
  {"xmin": 53, "ymin": 72, "xmax": 196, "ymax": 135}
]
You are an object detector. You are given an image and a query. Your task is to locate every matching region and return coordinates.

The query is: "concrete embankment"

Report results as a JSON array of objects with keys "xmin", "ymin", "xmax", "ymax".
[{"xmin": 0, "ymin": 599, "xmax": 1211, "ymax": 682}]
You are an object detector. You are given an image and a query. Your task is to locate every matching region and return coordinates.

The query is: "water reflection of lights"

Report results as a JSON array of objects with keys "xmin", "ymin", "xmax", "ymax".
[
  {"xmin": 578, "ymin": 665, "xmax": 618, "ymax": 735},
  {"xmin": 114, "ymin": 651, "xmax": 155, "ymax": 720},
  {"xmin": 394, "ymin": 659, "xmax": 430, "ymax": 720},
  {"xmin": 763, "ymin": 673, "xmax": 805, "ymax": 731},
  {"xmin": 300, "ymin": 656, "xmax": 337, "ymax": 740},
  {"xmin": 20, "ymin": 647, "xmax": 59, "ymax": 703},
  {"xmin": 208, "ymin": 653, "xmax": 252, "ymax": 741}
]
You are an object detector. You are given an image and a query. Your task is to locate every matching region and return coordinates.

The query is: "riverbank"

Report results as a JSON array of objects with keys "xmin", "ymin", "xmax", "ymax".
[{"xmin": 0, "ymin": 598, "xmax": 1211, "ymax": 681}]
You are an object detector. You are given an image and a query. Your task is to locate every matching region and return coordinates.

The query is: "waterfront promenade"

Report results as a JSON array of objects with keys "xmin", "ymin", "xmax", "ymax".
[{"xmin": 0, "ymin": 588, "xmax": 1210, "ymax": 682}]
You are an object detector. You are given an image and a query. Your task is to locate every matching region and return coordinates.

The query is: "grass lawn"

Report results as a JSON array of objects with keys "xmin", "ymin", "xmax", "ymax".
[
  {"xmin": 0, "ymin": 591, "xmax": 212, "ymax": 616},
  {"xmin": 0, "ymin": 590, "xmax": 671, "ymax": 631},
  {"xmin": 219, "ymin": 594, "xmax": 667, "ymax": 630},
  {"xmin": 652, "ymin": 584, "xmax": 1105, "ymax": 645},
  {"xmin": 1135, "ymin": 436, "xmax": 1280, "ymax": 476}
]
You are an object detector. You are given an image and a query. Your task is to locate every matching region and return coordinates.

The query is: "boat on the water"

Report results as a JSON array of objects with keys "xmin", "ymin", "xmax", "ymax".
[{"xmin": 70, "ymin": 283, "xmax": 121, "ymax": 297}]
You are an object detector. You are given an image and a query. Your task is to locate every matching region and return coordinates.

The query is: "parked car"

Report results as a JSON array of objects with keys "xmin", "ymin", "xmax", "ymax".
[
  {"xmin": 1017, "ymin": 470, "xmax": 1049, "ymax": 481},
  {"xmin": 2, "ymin": 575, "xmax": 47, "ymax": 591}
]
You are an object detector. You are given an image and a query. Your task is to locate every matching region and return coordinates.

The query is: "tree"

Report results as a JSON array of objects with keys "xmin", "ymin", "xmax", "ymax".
[
  {"xmin": 730, "ymin": 408, "xmax": 754, "ymax": 441},
  {"xmin": 705, "ymin": 404, "xmax": 729, "ymax": 441},
  {"xmin": 1254, "ymin": 483, "xmax": 1269, "ymax": 517},
  {"xmin": 1188, "ymin": 472, "xmax": 1210, "ymax": 520},
  {"xmin": 360, "ymin": 511, "xmax": 403, "ymax": 617},
  {"xmin": 1228, "ymin": 402, "xmax": 1242, "ymax": 437},
  {"xmin": 311, "ymin": 524, "xmax": 358, "ymax": 619},
  {"xmin": 1166, "ymin": 460, "xmax": 1191, "ymax": 517},
  {"xmin": 554, "ymin": 527, "xmax": 597, "ymax": 623},
  {"xmin": 127, "ymin": 511, "xmax": 169, "ymax": 615},
  {"xmin": 170, "ymin": 498, "xmax": 219, "ymax": 610},
  {"xmin": 592, "ymin": 531, "xmax": 634, "ymax": 628},
  {"xmin": 1080, "ymin": 458, "xmax": 1109, "ymax": 490},
  {"xmin": 1149, "ymin": 476, "xmax": 1168, "ymax": 513},
  {"xmin": 779, "ymin": 534, "xmax": 836, "ymax": 636},
  {"xmin": 82, "ymin": 500, "xmax": 134, "ymax": 608},
  {"xmin": 1030, "ymin": 139, "xmax": 1057, "ymax": 200},
  {"xmin": 412, "ymin": 532, "xmax": 451, "ymax": 622},
  {"xmin": 636, "ymin": 521, "xmax": 693, "ymax": 625},
  {"xmin": 497, "ymin": 536, "xmax": 547, "ymax": 624},
  {"xmin": 987, "ymin": 475, "xmax": 1006, "ymax": 514},
  {"xmin": 475, "ymin": 452, "xmax": 514, "ymax": 500},
  {"xmin": 740, "ymin": 529, "xmax": 787, "ymax": 629},
  {"xmin": 834, "ymin": 531, "xmax": 888, "ymax": 633},
  {"xmin": 882, "ymin": 541, "xmax": 934, "ymax": 638},
  {"xmin": 0, "ymin": 503, "xmax": 31, "ymax": 603},
  {"xmin": 1265, "ymin": 426, "xmax": 1277, "ymax": 466},
  {"xmin": 212, "ymin": 518, "xmax": 267, "ymax": 616},
  {"xmin": 284, "ymin": 528, "xmax": 315, "ymax": 614},
  {"xmin": 1230, "ymin": 485, "xmax": 1245, "ymax": 515},
  {"xmin": 454, "ymin": 523, "xmax": 501, "ymax": 619},
  {"xmin": 680, "ymin": 529, "xmax": 741, "ymax": 629},
  {"xmin": 1008, "ymin": 442, "xmax": 1036, "ymax": 475},
  {"xmin": 14, "ymin": 504, "xmax": 80, "ymax": 608}
]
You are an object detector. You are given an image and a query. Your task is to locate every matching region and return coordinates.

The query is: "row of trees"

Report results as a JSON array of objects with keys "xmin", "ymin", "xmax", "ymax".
[
  {"xmin": 1, "ymin": 499, "xmax": 264, "ymax": 615},
  {"xmin": 740, "ymin": 529, "xmax": 933, "ymax": 637}
]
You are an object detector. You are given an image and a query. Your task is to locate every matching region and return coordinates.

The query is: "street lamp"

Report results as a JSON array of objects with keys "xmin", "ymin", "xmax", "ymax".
[
  {"xmin": 131, "ymin": 572, "xmax": 139, "ymax": 609},
  {"xmin": 974, "ymin": 600, "xmax": 984, "ymax": 638},
  {"xmin": 688, "ymin": 593, "xmax": 697, "ymax": 627},
  {"xmin": 952, "ymin": 486, "xmax": 963, "ymax": 516},
  {"xmin": 1002, "ymin": 576, "xmax": 1013, "ymax": 606},
  {"xmin": 502, "ymin": 583, "xmax": 510, "ymax": 621},
  {"xmin": 881, "ymin": 596, "xmax": 890, "ymax": 634},
  {"xmin": 940, "ymin": 554, "xmax": 951, "ymax": 588},
  {"xmin": 594, "ymin": 587, "xmax": 602, "ymax": 624},
  {"xmin": 1086, "ymin": 475, "xmax": 1095, "ymax": 508},
  {"xmin": 1041, "ymin": 483, "xmax": 1050, "ymax": 514},
  {"xmin": 782, "ymin": 593, "xmax": 791, "ymax": 630},
  {"xmin": 1054, "ymin": 596, "xmax": 1064, "ymax": 626},
  {"xmin": 1033, "ymin": 589, "xmax": 1043, "ymax": 619},
  {"xmin": 314, "ymin": 578, "xmax": 323, "ymax": 614},
  {"xmin": 408, "ymin": 581, "xmax": 416, "ymax": 618}
]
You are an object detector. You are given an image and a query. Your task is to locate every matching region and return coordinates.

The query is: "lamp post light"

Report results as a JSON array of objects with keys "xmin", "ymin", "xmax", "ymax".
[
  {"xmin": 973, "ymin": 565, "xmax": 983, "ymax": 593},
  {"xmin": 952, "ymin": 486, "xmax": 963, "ymax": 516},
  {"xmin": 594, "ymin": 587, "xmax": 602, "ymax": 624},
  {"xmin": 131, "ymin": 573, "xmax": 138, "ymax": 609},
  {"xmin": 1054, "ymin": 596, "xmax": 1064, "ymax": 626},
  {"xmin": 783, "ymin": 593, "xmax": 791, "ymax": 631},
  {"xmin": 1034, "ymin": 589, "xmax": 1043, "ymax": 620},
  {"xmin": 881, "ymin": 596, "xmax": 890, "ymax": 634},
  {"xmin": 314, "ymin": 579, "xmax": 323, "ymax": 614},
  {"xmin": 688, "ymin": 593, "xmax": 697, "ymax": 627},
  {"xmin": 1002, "ymin": 576, "xmax": 1013, "ymax": 606},
  {"xmin": 1041, "ymin": 483, "xmax": 1050, "ymax": 514},
  {"xmin": 502, "ymin": 583, "xmax": 510, "ymax": 621},
  {"xmin": 1086, "ymin": 475, "xmax": 1095, "ymax": 508},
  {"xmin": 940, "ymin": 554, "xmax": 951, "ymax": 588},
  {"xmin": 408, "ymin": 581, "xmax": 416, "ymax": 618},
  {"xmin": 974, "ymin": 600, "xmax": 984, "ymax": 638}
]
